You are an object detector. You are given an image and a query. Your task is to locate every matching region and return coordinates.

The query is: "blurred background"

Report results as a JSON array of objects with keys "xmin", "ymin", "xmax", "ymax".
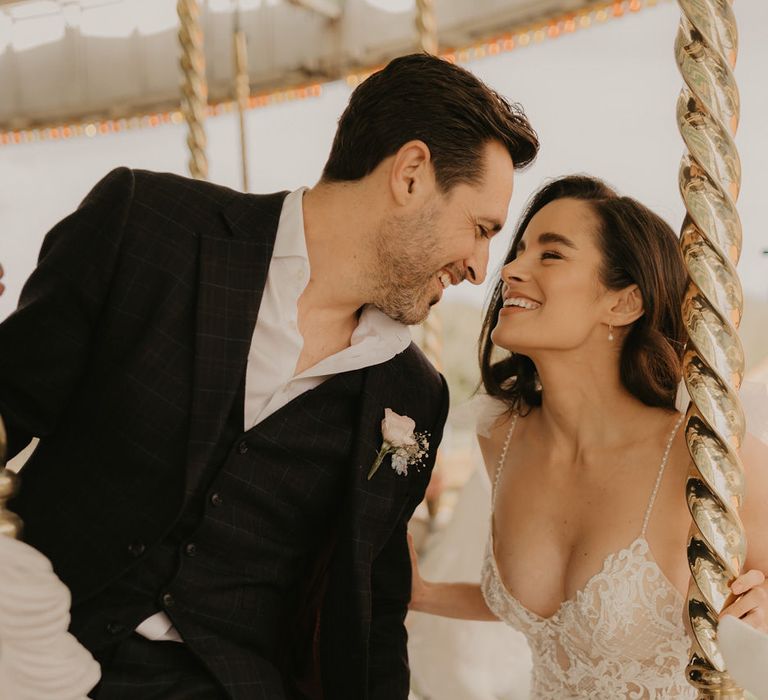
[
  {"xmin": 1, "ymin": 1, "xmax": 766, "ymax": 697},
  {"xmin": 1, "ymin": 0, "xmax": 766, "ymax": 381}
]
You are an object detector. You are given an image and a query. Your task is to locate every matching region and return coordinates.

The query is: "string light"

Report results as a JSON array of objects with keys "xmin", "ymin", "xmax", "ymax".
[{"xmin": 0, "ymin": 0, "xmax": 666, "ymax": 148}]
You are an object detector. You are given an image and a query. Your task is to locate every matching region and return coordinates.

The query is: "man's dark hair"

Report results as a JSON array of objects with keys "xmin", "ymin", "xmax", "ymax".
[{"xmin": 321, "ymin": 53, "xmax": 539, "ymax": 192}]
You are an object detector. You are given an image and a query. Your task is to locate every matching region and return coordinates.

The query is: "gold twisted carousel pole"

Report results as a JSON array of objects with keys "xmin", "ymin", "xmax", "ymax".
[
  {"xmin": 676, "ymin": 1, "xmax": 746, "ymax": 696},
  {"xmin": 0, "ymin": 415, "xmax": 23, "ymax": 540},
  {"xmin": 415, "ymin": 0, "xmax": 442, "ymax": 522},
  {"xmin": 177, "ymin": 0, "xmax": 209, "ymax": 180},
  {"xmin": 415, "ymin": 0, "xmax": 441, "ymax": 376},
  {"xmin": 415, "ymin": 0, "xmax": 438, "ymax": 56},
  {"xmin": 234, "ymin": 6, "xmax": 250, "ymax": 192}
]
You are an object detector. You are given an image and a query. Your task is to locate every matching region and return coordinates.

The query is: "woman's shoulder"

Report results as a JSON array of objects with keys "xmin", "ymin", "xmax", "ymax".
[{"xmin": 471, "ymin": 394, "xmax": 518, "ymax": 481}]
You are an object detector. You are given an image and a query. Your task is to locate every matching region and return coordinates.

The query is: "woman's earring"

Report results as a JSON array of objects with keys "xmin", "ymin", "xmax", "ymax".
[{"xmin": 608, "ymin": 324, "xmax": 614, "ymax": 342}]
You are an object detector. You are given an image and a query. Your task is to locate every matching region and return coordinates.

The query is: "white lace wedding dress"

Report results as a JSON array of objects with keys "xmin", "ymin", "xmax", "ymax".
[
  {"xmin": 480, "ymin": 413, "xmax": 695, "ymax": 699},
  {"xmin": 407, "ymin": 383, "xmax": 768, "ymax": 700}
]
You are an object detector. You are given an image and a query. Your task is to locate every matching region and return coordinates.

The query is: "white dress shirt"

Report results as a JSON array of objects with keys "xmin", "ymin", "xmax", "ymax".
[{"xmin": 136, "ymin": 187, "xmax": 411, "ymax": 642}]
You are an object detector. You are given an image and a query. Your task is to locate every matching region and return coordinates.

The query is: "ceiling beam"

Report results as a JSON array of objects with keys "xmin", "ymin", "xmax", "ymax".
[{"xmin": 284, "ymin": 0, "xmax": 342, "ymax": 21}]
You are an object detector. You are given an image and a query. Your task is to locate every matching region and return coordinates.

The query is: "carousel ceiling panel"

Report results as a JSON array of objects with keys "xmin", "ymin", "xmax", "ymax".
[{"xmin": 0, "ymin": 0, "xmax": 597, "ymax": 128}]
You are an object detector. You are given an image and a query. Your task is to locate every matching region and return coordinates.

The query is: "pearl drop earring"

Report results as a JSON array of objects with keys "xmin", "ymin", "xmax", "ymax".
[{"xmin": 608, "ymin": 324, "xmax": 614, "ymax": 342}]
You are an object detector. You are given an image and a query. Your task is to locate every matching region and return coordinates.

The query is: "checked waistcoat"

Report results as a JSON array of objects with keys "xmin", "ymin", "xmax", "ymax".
[{"xmin": 73, "ymin": 366, "xmax": 365, "ymax": 698}]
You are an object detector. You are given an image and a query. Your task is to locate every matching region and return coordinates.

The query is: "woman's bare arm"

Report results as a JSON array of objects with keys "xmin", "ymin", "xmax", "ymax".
[{"xmin": 407, "ymin": 534, "xmax": 498, "ymax": 621}]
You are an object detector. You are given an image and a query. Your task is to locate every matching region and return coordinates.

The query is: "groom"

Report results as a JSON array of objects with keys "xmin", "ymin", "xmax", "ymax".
[{"xmin": 0, "ymin": 54, "xmax": 538, "ymax": 699}]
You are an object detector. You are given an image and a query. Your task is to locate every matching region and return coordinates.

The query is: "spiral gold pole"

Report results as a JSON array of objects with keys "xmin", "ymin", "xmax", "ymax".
[
  {"xmin": 0, "ymin": 415, "xmax": 23, "ymax": 540},
  {"xmin": 676, "ymin": 1, "xmax": 746, "ymax": 696},
  {"xmin": 415, "ymin": 0, "xmax": 442, "ymax": 377},
  {"xmin": 415, "ymin": 0, "xmax": 438, "ymax": 56},
  {"xmin": 414, "ymin": 0, "xmax": 443, "ymax": 523},
  {"xmin": 178, "ymin": 0, "xmax": 209, "ymax": 180},
  {"xmin": 234, "ymin": 22, "xmax": 250, "ymax": 192}
]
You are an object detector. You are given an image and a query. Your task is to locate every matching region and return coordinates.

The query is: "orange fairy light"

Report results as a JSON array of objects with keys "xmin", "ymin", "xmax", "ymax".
[{"xmin": 0, "ymin": 0, "xmax": 662, "ymax": 149}]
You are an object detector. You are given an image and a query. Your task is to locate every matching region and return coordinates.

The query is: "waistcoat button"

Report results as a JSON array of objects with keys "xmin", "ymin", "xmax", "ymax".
[
  {"xmin": 237, "ymin": 440, "xmax": 248, "ymax": 455},
  {"xmin": 128, "ymin": 540, "xmax": 145, "ymax": 557},
  {"xmin": 106, "ymin": 621, "xmax": 125, "ymax": 635},
  {"xmin": 184, "ymin": 542, "xmax": 197, "ymax": 557},
  {"xmin": 162, "ymin": 592, "xmax": 175, "ymax": 608},
  {"xmin": 210, "ymin": 492, "xmax": 223, "ymax": 507}
]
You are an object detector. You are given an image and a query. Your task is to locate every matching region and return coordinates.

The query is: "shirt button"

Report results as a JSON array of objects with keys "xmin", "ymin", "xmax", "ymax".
[
  {"xmin": 162, "ymin": 592, "xmax": 175, "ymax": 608},
  {"xmin": 184, "ymin": 542, "xmax": 197, "ymax": 557},
  {"xmin": 127, "ymin": 540, "xmax": 145, "ymax": 557},
  {"xmin": 106, "ymin": 621, "xmax": 125, "ymax": 635},
  {"xmin": 237, "ymin": 440, "xmax": 248, "ymax": 455},
  {"xmin": 210, "ymin": 492, "xmax": 223, "ymax": 507}
]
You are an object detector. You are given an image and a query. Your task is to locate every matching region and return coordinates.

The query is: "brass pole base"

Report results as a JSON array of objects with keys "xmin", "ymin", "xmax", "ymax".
[{"xmin": 688, "ymin": 655, "xmax": 747, "ymax": 699}]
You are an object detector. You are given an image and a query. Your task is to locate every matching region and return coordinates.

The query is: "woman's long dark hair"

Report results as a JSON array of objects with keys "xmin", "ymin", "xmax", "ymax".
[{"xmin": 479, "ymin": 175, "xmax": 688, "ymax": 413}]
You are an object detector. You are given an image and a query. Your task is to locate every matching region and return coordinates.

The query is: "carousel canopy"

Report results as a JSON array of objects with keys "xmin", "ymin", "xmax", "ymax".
[{"xmin": 0, "ymin": 0, "xmax": 601, "ymax": 130}]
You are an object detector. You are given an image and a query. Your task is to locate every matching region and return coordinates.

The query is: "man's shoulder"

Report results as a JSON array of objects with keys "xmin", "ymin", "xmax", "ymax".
[
  {"xmin": 93, "ymin": 167, "xmax": 289, "ymax": 236},
  {"xmin": 392, "ymin": 342, "xmax": 447, "ymax": 399},
  {"xmin": 131, "ymin": 168, "xmax": 287, "ymax": 212},
  {"xmin": 130, "ymin": 168, "xmax": 240, "ymax": 206}
]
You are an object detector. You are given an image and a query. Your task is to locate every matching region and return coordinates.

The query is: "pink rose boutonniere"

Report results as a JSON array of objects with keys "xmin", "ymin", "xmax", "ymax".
[{"xmin": 367, "ymin": 408, "xmax": 430, "ymax": 480}]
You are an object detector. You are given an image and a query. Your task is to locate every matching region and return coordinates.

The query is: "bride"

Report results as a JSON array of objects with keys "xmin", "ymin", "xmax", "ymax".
[{"xmin": 408, "ymin": 175, "xmax": 768, "ymax": 698}]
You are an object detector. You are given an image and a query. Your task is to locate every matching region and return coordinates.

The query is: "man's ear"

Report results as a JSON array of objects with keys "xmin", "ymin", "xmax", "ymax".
[
  {"xmin": 607, "ymin": 284, "xmax": 644, "ymax": 328},
  {"xmin": 389, "ymin": 140, "xmax": 433, "ymax": 206}
]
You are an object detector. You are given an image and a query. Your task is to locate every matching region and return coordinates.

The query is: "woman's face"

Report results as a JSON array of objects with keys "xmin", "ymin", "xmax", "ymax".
[{"xmin": 491, "ymin": 197, "xmax": 613, "ymax": 356}]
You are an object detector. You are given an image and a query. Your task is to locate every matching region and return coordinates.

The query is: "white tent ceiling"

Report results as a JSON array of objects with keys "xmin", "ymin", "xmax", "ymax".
[{"xmin": 0, "ymin": 0, "xmax": 600, "ymax": 129}]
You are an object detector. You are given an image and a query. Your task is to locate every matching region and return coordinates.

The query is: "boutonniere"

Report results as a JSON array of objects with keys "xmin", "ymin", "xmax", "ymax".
[{"xmin": 367, "ymin": 408, "xmax": 430, "ymax": 480}]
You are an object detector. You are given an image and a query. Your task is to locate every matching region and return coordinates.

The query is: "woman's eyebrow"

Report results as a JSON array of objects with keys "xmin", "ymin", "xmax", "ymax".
[
  {"xmin": 516, "ymin": 231, "xmax": 578, "ymax": 254},
  {"xmin": 538, "ymin": 231, "xmax": 578, "ymax": 249}
]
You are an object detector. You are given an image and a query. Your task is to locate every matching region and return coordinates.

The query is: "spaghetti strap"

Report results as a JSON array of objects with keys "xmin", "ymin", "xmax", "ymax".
[
  {"xmin": 640, "ymin": 412, "xmax": 686, "ymax": 537},
  {"xmin": 492, "ymin": 414, "xmax": 518, "ymax": 507}
]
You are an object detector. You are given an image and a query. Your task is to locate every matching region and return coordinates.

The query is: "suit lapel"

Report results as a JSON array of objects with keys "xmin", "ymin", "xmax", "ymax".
[
  {"xmin": 184, "ymin": 191, "xmax": 287, "ymax": 497},
  {"xmin": 322, "ymin": 347, "xmax": 434, "ymax": 695},
  {"xmin": 348, "ymin": 355, "xmax": 415, "ymax": 553}
]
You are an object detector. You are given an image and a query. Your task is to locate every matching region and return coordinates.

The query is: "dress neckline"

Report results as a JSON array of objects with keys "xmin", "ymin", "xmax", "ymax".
[
  {"xmin": 488, "ymin": 411, "xmax": 686, "ymax": 622},
  {"xmin": 486, "ymin": 530, "xmax": 685, "ymax": 623}
]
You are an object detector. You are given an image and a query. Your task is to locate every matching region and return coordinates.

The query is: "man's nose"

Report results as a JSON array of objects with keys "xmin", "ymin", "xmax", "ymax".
[{"xmin": 464, "ymin": 241, "xmax": 490, "ymax": 286}]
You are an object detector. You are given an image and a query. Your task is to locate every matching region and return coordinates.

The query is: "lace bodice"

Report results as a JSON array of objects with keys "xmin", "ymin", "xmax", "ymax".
[{"xmin": 480, "ymin": 413, "xmax": 695, "ymax": 699}]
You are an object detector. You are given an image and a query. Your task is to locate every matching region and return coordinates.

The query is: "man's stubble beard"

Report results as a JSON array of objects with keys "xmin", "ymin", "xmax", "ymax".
[{"xmin": 369, "ymin": 205, "xmax": 442, "ymax": 326}]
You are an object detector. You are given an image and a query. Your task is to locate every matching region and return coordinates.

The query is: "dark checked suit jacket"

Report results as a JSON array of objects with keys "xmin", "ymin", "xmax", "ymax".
[{"xmin": 0, "ymin": 167, "xmax": 450, "ymax": 700}]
